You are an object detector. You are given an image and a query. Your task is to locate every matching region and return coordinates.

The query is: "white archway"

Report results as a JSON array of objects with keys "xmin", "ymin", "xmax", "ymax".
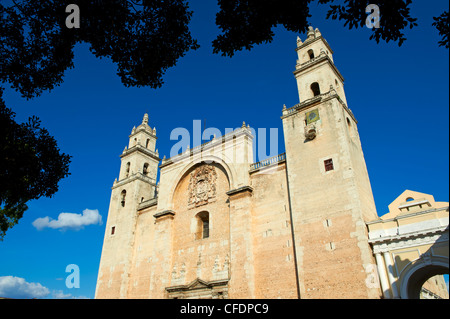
[{"xmin": 399, "ymin": 256, "xmax": 449, "ymax": 299}]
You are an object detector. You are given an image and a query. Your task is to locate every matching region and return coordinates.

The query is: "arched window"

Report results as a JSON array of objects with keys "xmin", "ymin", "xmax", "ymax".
[
  {"xmin": 195, "ymin": 212, "xmax": 209, "ymax": 240},
  {"xmin": 307, "ymin": 49, "xmax": 315, "ymax": 60},
  {"xmin": 120, "ymin": 190, "xmax": 127, "ymax": 207},
  {"xmin": 311, "ymin": 82, "xmax": 321, "ymax": 97},
  {"xmin": 346, "ymin": 118, "xmax": 352, "ymax": 134},
  {"xmin": 143, "ymin": 163, "xmax": 149, "ymax": 176},
  {"xmin": 146, "ymin": 139, "xmax": 150, "ymax": 148},
  {"xmin": 125, "ymin": 162, "xmax": 130, "ymax": 178}
]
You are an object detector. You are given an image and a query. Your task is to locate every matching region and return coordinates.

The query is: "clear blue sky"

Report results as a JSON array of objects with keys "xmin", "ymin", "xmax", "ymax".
[{"xmin": 0, "ymin": 1, "xmax": 448, "ymax": 299}]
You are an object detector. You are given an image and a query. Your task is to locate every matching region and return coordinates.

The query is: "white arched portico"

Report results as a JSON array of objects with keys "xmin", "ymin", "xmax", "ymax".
[
  {"xmin": 399, "ymin": 256, "xmax": 449, "ymax": 299},
  {"xmin": 367, "ymin": 190, "xmax": 449, "ymax": 299}
]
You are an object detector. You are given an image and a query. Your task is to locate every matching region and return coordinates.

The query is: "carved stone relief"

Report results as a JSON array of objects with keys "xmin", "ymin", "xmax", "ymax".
[{"xmin": 187, "ymin": 165, "xmax": 217, "ymax": 207}]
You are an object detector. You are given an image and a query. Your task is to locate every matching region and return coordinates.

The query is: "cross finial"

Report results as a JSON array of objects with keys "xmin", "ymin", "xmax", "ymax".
[
  {"xmin": 142, "ymin": 113, "xmax": 149, "ymax": 125},
  {"xmin": 307, "ymin": 26, "xmax": 315, "ymax": 39}
]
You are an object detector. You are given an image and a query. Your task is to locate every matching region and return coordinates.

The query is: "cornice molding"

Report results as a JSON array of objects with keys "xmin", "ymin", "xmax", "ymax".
[
  {"xmin": 226, "ymin": 186, "xmax": 253, "ymax": 197},
  {"xmin": 121, "ymin": 144, "xmax": 161, "ymax": 162},
  {"xmin": 112, "ymin": 172, "xmax": 157, "ymax": 190},
  {"xmin": 153, "ymin": 210, "xmax": 175, "ymax": 220},
  {"xmin": 294, "ymin": 53, "xmax": 345, "ymax": 83}
]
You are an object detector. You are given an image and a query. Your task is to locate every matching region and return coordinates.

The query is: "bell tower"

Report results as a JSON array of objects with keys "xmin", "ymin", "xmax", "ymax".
[
  {"xmin": 119, "ymin": 113, "xmax": 159, "ymax": 186},
  {"xmin": 95, "ymin": 113, "xmax": 160, "ymax": 299},
  {"xmin": 295, "ymin": 26, "xmax": 347, "ymax": 105},
  {"xmin": 282, "ymin": 27, "xmax": 381, "ymax": 298}
]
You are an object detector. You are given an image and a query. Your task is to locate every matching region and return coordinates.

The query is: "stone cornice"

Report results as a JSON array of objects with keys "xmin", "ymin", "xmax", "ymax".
[
  {"xmin": 138, "ymin": 198, "xmax": 158, "ymax": 211},
  {"xmin": 281, "ymin": 89, "xmax": 357, "ymax": 124},
  {"xmin": 121, "ymin": 144, "xmax": 161, "ymax": 162},
  {"xmin": 369, "ymin": 225, "xmax": 448, "ymax": 244},
  {"xmin": 112, "ymin": 172, "xmax": 157, "ymax": 190},
  {"xmin": 370, "ymin": 227, "xmax": 449, "ymax": 254},
  {"xmin": 296, "ymin": 36, "xmax": 334, "ymax": 55},
  {"xmin": 226, "ymin": 186, "xmax": 253, "ymax": 197},
  {"xmin": 153, "ymin": 210, "xmax": 175, "ymax": 220},
  {"xmin": 294, "ymin": 53, "xmax": 345, "ymax": 83}
]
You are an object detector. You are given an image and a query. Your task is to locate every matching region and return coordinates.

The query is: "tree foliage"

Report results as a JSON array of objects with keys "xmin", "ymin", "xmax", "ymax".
[
  {"xmin": 213, "ymin": 0, "xmax": 313, "ymax": 56},
  {"xmin": 0, "ymin": 88, "xmax": 71, "ymax": 240},
  {"xmin": 0, "ymin": 0, "xmax": 199, "ymax": 99},
  {"xmin": 0, "ymin": 1, "xmax": 447, "ymax": 94},
  {"xmin": 432, "ymin": 11, "xmax": 449, "ymax": 49},
  {"xmin": 323, "ymin": 0, "xmax": 418, "ymax": 46},
  {"xmin": 213, "ymin": 0, "xmax": 447, "ymax": 56}
]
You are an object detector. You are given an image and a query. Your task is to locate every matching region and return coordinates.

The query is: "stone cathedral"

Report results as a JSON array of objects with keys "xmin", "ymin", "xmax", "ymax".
[{"xmin": 95, "ymin": 27, "xmax": 449, "ymax": 299}]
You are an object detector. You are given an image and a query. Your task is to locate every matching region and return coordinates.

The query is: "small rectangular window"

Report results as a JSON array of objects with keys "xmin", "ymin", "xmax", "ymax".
[
  {"xmin": 111, "ymin": 226, "xmax": 116, "ymax": 235},
  {"xmin": 324, "ymin": 159, "xmax": 334, "ymax": 172},
  {"xmin": 203, "ymin": 220, "xmax": 209, "ymax": 239}
]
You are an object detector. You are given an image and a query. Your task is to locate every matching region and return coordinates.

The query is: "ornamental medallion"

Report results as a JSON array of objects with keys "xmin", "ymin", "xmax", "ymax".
[{"xmin": 188, "ymin": 165, "xmax": 217, "ymax": 206}]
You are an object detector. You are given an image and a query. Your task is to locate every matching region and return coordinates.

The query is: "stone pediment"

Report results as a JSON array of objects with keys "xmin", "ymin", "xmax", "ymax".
[
  {"xmin": 380, "ymin": 190, "xmax": 448, "ymax": 220},
  {"xmin": 166, "ymin": 278, "xmax": 228, "ymax": 293},
  {"xmin": 188, "ymin": 278, "xmax": 211, "ymax": 290},
  {"xmin": 166, "ymin": 278, "xmax": 229, "ymax": 299},
  {"xmin": 166, "ymin": 278, "xmax": 228, "ymax": 292}
]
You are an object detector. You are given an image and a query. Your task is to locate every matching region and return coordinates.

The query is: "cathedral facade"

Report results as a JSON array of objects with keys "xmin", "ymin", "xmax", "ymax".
[{"xmin": 95, "ymin": 27, "xmax": 383, "ymax": 299}]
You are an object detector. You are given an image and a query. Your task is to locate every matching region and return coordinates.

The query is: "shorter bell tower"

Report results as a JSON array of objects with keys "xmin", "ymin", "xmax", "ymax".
[
  {"xmin": 119, "ymin": 113, "xmax": 159, "ymax": 188},
  {"xmin": 95, "ymin": 114, "xmax": 160, "ymax": 299}
]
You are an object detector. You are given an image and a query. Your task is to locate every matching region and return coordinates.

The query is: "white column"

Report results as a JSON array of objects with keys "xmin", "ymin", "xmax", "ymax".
[
  {"xmin": 375, "ymin": 252, "xmax": 391, "ymax": 299},
  {"xmin": 383, "ymin": 251, "xmax": 400, "ymax": 298}
]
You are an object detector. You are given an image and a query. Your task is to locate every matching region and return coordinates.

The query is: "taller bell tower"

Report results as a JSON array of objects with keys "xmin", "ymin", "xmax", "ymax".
[
  {"xmin": 282, "ymin": 27, "xmax": 381, "ymax": 298},
  {"xmin": 294, "ymin": 26, "xmax": 347, "ymax": 105}
]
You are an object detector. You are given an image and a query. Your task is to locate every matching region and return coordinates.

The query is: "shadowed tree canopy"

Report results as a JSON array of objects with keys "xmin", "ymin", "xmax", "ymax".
[
  {"xmin": 0, "ymin": 88, "xmax": 71, "ymax": 240},
  {"xmin": 432, "ymin": 11, "xmax": 450, "ymax": 49},
  {"xmin": 0, "ymin": 0, "xmax": 199, "ymax": 98},
  {"xmin": 213, "ymin": 0, "xmax": 448, "ymax": 57},
  {"xmin": 0, "ymin": 0, "xmax": 447, "ymax": 96}
]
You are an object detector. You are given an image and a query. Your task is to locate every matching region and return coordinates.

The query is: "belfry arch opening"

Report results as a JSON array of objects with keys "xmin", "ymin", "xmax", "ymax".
[
  {"xmin": 311, "ymin": 82, "xmax": 321, "ymax": 97},
  {"xmin": 143, "ymin": 163, "xmax": 149, "ymax": 176},
  {"xmin": 125, "ymin": 162, "xmax": 130, "ymax": 178},
  {"xmin": 346, "ymin": 117, "xmax": 352, "ymax": 135},
  {"xmin": 120, "ymin": 190, "xmax": 126, "ymax": 207}
]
